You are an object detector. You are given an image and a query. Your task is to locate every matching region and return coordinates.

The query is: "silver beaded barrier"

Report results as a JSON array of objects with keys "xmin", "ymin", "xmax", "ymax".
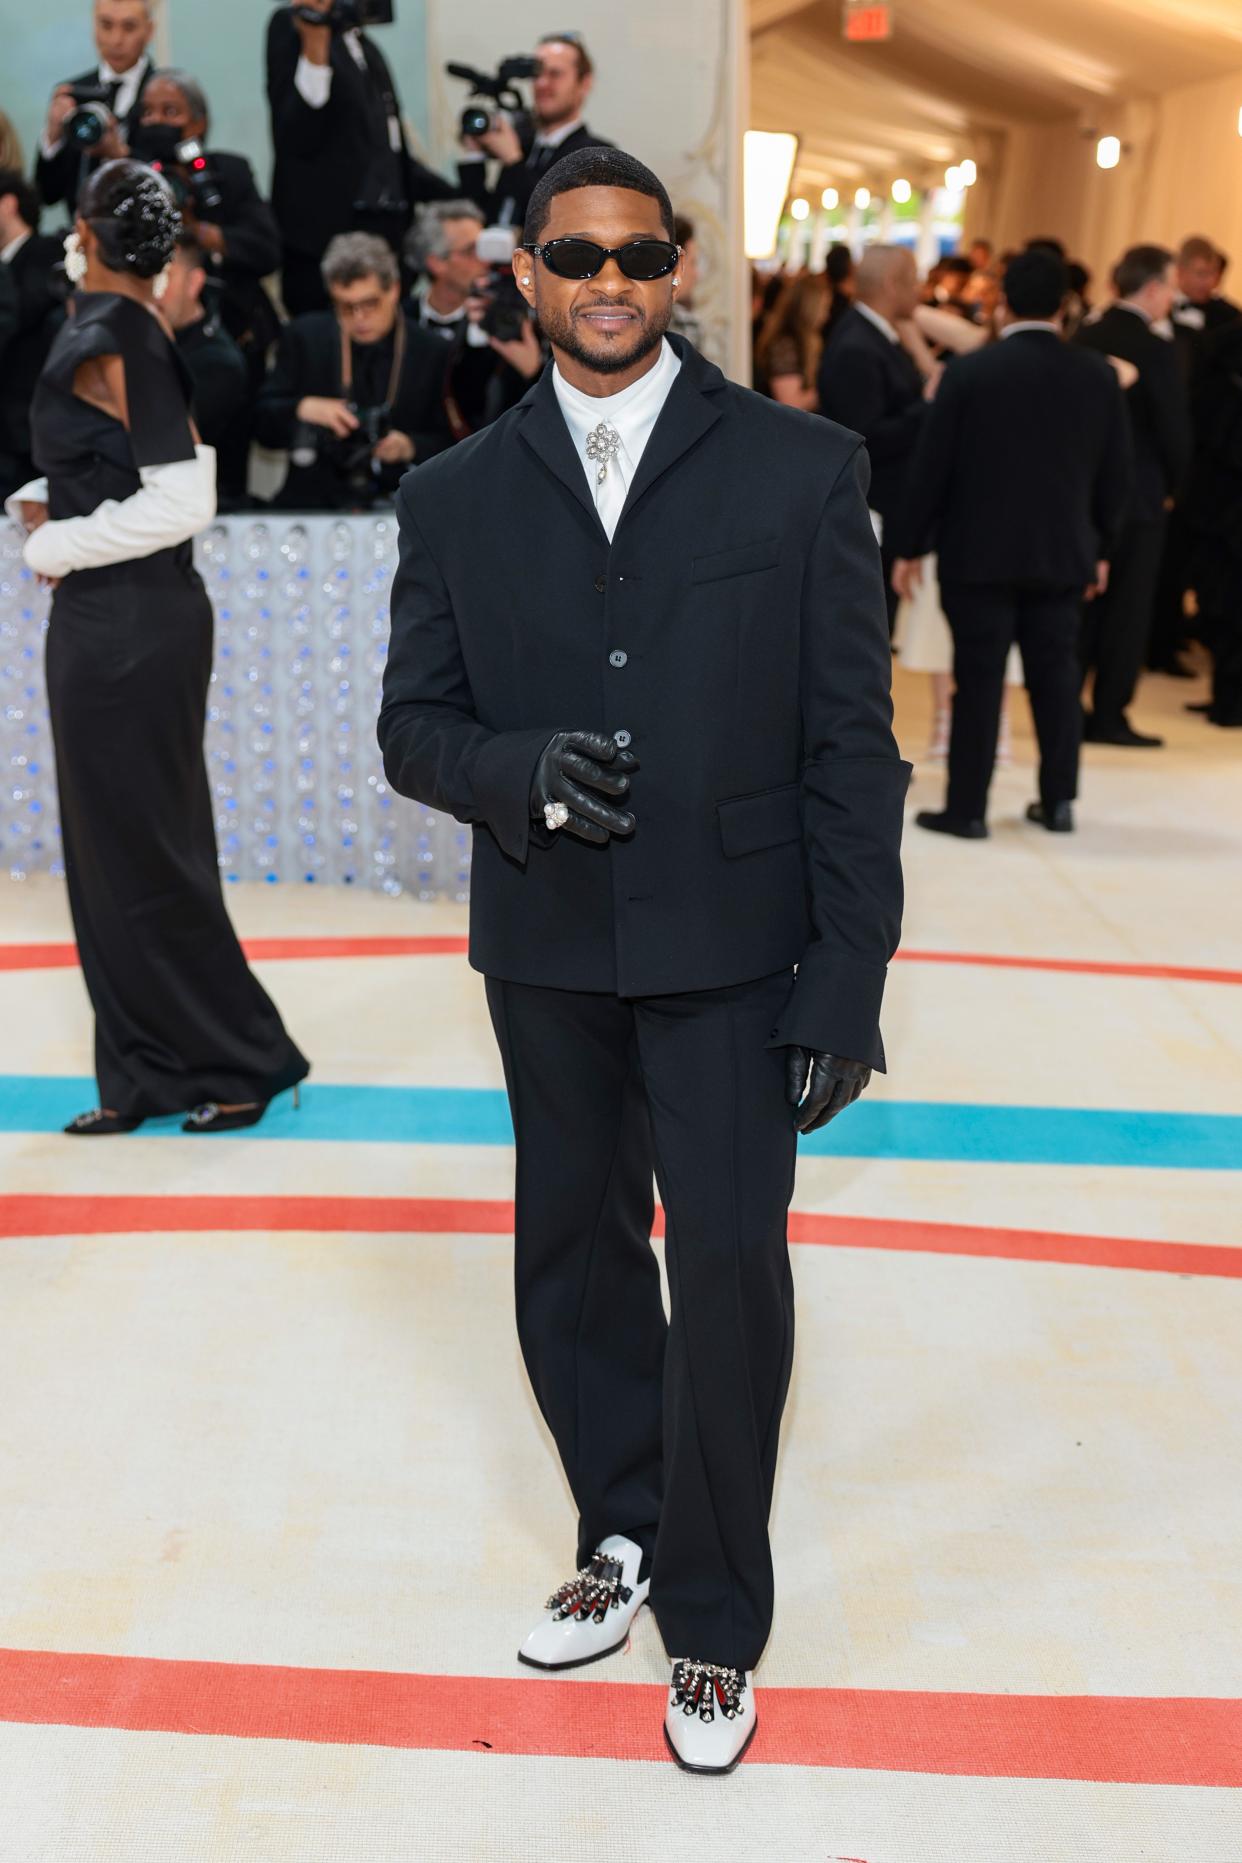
[{"xmin": 0, "ymin": 514, "xmax": 472, "ymax": 899}]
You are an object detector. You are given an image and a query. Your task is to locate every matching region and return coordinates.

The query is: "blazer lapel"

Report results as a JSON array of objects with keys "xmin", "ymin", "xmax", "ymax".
[
  {"xmin": 619, "ymin": 350, "xmax": 724, "ymax": 530},
  {"xmin": 515, "ymin": 367, "xmax": 610, "ymax": 542}
]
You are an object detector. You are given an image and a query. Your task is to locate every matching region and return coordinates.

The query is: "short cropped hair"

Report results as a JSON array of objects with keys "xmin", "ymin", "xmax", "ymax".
[
  {"xmin": 1003, "ymin": 249, "xmax": 1069, "ymax": 320},
  {"xmin": 405, "ymin": 198, "xmax": 484, "ymax": 274},
  {"xmin": 321, "ymin": 231, "xmax": 400, "ymax": 292},
  {"xmin": 1178, "ymin": 235, "xmax": 1218, "ymax": 267},
  {"xmin": 1113, "ymin": 243, "xmax": 1174, "ymax": 299},
  {"xmin": 522, "ymin": 145, "xmax": 674, "ymax": 247}
]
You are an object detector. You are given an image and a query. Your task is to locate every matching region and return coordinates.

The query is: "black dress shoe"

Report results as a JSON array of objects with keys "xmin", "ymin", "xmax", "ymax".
[
  {"xmin": 1082, "ymin": 718, "xmax": 1164, "ymax": 748},
  {"xmin": 1025, "ymin": 800, "xmax": 1074, "ymax": 833},
  {"xmin": 63, "ymin": 1109, "xmax": 145, "ymax": 1135},
  {"xmin": 915, "ymin": 810, "xmax": 988, "ymax": 839}
]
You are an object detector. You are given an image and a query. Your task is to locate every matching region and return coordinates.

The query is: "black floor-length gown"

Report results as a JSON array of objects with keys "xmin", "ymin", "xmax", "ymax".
[{"xmin": 32, "ymin": 291, "xmax": 309, "ymax": 1118}]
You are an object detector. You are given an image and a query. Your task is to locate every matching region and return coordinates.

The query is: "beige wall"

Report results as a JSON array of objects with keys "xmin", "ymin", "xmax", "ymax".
[{"xmin": 977, "ymin": 66, "xmax": 1242, "ymax": 287}]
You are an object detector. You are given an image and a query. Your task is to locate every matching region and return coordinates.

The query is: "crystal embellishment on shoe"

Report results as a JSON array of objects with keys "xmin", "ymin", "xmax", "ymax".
[
  {"xmin": 672, "ymin": 1659, "xmax": 746, "ymax": 1722},
  {"xmin": 547, "ymin": 1551, "xmax": 633, "ymax": 1625}
]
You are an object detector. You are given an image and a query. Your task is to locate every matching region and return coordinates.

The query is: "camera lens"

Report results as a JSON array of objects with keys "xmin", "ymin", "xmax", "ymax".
[{"xmin": 460, "ymin": 106, "xmax": 491, "ymax": 139}]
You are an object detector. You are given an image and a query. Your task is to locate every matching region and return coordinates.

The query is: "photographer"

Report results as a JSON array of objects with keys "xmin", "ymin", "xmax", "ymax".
[
  {"xmin": 35, "ymin": 0, "xmax": 156, "ymax": 214},
  {"xmin": 0, "ymin": 170, "xmax": 65, "ymax": 500},
  {"xmin": 255, "ymin": 231, "xmax": 452, "ymax": 509},
  {"xmin": 266, "ymin": 0, "xmax": 456, "ymax": 317},
  {"xmin": 161, "ymin": 232, "xmax": 250, "ymax": 503},
  {"xmin": 406, "ymin": 200, "xmax": 541, "ymax": 434},
  {"xmin": 457, "ymin": 33, "xmax": 612, "ymax": 231}
]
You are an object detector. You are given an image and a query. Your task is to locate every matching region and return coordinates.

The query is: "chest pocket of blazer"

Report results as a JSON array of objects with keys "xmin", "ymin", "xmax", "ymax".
[
  {"xmin": 692, "ymin": 537, "xmax": 781, "ymax": 583},
  {"xmin": 717, "ymin": 783, "xmax": 801, "ymax": 858}
]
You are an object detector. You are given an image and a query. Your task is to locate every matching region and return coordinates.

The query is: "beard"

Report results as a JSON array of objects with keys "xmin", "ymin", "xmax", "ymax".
[{"xmin": 536, "ymin": 294, "xmax": 672, "ymax": 375}]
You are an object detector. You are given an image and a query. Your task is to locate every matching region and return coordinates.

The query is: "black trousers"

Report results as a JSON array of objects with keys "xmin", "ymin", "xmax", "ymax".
[
  {"xmin": 485, "ymin": 969, "xmax": 798, "ymax": 1672},
  {"xmin": 1148, "ymin": 502, "xmax": 1193, "ymax": 667},
  {"xmin": 1082, "ymin": 517, "xmax": 1166, "ymax": 729},
  {"xmin": 940, "ymin": 579, "xmax": 1083, "ymax": 823}
]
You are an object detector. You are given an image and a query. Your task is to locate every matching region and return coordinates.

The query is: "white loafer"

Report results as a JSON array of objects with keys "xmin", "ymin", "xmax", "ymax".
[
  {"xmin": 664, "ymin": 1660, "xmax": 757, "ymax": 1774},
  {"xmin": 517, "ymin": 1534, "xmax": 649, "ymax": 1671}
]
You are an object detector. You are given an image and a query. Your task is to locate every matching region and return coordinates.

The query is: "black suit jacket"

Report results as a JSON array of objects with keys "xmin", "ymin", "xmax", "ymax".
[
  {"xmin": 816, "ymin": 305, "xmax": 926, "ymax": 532},
  {"xmin": 176, "ymin": 318, "xmax": 250, "ymax": 454},
  {"xmin": 895, "ymin": 331, "xmax": 1133, "ymax": 586},
  {"xmin": 457, "ymin": 124, "xmax": 615, "ymax": 233},
  {"xmin": 266, "ymin": 9, "xmax": 455, "ymax": 260},
  {"xmin": 254, "ymin": 307, "xmax": 453, "ymax": 506},
  {"xmin": 34, "ymin": 60, "xmax": 155, "ymax": 213},
  {"xmin": 1076, "ymin": 305, "xmax": 1192, "ymax": 520},
  {"xmin": 0, "ymin": 234, "xmax": 66, "ymax": 482},
  {"xmin": 378, "ymin": 335, "xmax": 910, "ymax": 1069}
]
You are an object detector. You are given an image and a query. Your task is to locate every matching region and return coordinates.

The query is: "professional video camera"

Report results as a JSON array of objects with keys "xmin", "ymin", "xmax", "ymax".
[
  {"xmin": 290, "ymin": 1, "xmax": 394, "ymax": 27},
  {"xmin": 62, "ymin": 80, "xmax": 117, "ymax": 151},
  {"xmin": 446, "ymin": 56, "xmax": 537, "ymax": 146},
  {"xmin": 472, "ymin": 225, "xmax": 530, "ymax": 344}
]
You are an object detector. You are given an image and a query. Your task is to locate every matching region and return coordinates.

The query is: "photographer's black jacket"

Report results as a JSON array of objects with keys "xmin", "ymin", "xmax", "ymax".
[
  {"xmin": 457, "ymin": 125, "xmax": 614, "ymax": 234},
  {"xmin": 254, "ymin": 307, "xmax": 453, "ymax": 508},
  {"xmin": 0, "ymin": 234, "xmax": 66, "ymax": 493},
  {"xmin": 379, "ymin": 335, "xmax": 910, "ymax": 1068},
  {"xmin": 266, "ymin": 8, "xmax": 456, "ymax": 261},
  {"xmin": 34, "ymin": 61, "xmax": 155, "ymax": 214}
]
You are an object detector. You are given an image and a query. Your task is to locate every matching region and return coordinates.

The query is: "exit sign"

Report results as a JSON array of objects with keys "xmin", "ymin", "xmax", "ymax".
[{"xmin": 844, "ymin": 2, "xmax": 892, "ymax": 40}]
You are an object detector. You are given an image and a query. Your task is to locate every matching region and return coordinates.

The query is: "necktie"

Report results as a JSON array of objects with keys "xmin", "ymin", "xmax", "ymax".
[
  {"xmin": 105, "ymin": 79, "xmax": 123, "ymax": 112},
  {"xmin": 585, "ymin": 419, "xmax": 626, "ymax": 540}
]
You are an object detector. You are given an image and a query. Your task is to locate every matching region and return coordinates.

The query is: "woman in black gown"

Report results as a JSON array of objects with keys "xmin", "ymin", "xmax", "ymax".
[{"xmin": 15, "ymin": 161, "xmax": 309, "ymax": 1134}]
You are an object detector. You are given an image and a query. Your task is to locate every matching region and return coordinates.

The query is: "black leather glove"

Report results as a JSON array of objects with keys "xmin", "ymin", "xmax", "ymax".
[
  {"xmin": 785, "ymin": 1049, "xmax": 872, "ymax": 1134},
  {"xmin": 530, "ymin": 730, "xmax": 638, "ymax": 845}
]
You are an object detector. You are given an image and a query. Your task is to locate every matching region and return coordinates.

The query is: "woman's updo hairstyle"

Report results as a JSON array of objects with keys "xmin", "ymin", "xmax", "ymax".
[{"xmin": 80, "ymin": 159, "xmax": 181, "ymax": 280}]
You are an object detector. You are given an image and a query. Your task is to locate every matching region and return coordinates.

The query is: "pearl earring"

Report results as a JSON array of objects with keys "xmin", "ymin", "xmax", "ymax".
[
  {"xmin": 152, "ymin": 264, "xmax": 171, "ymax": 302},
  {"xmin": 673, "ymin": 276, "xmax": 681, "ymax": 286}
]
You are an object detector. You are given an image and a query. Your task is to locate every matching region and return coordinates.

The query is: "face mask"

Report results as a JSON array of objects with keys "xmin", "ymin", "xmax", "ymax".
[{"xmin": 131, "ymin": 122, "xmax": 184, "ymax": 165}]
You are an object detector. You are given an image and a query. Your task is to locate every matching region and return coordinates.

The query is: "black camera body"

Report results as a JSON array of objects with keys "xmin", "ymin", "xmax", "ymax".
[
  {"xmin": 291, "ymin": 0, "xmax": 394, "ymax": 28},
  {"xmin": 446, "ymin": 56, "xmax": 537, "ymax": 147},
  {"xmin": 64, "ymin": 80, "xmax": 115, "ymax": 150}
]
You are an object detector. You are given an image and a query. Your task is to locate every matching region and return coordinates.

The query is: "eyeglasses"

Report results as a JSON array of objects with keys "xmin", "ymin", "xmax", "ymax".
[{"xmin": 523, "ymin": 237, "xmax": 680, "ymax": 281}]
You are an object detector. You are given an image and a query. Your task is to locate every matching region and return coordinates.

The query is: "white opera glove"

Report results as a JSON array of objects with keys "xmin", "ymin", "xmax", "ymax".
[
  {"xmin": 4, "ymin": 479, "xmax": 50, "ymax": 531},
  {"xmin": 23, "ymin": 446, "xmax": 217, "ymax": 579}
]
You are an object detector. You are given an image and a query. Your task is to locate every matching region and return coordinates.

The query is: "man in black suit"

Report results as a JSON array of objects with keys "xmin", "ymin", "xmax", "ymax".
[
  {"xmin": 265, "ymin": 0, "xmax": 456, "ymax": 317},
  {"xmin": 1184, "ymin": 316, "xmax": 1242, "ymax": 726},
  {"xmin": 1075, "ymin": 245, "xmax": 1192, "ymax": 745},
  {"xmin": 816, "ymin": 245, "xmax": 928, "ymax": 632},
  {"xmin": 378, "ymin": 147, "xmax": 908, "ymax": 1774},
  {"xmin": 892, "ymin": 251, "xmax": 1132, "ymax": 839},
  {"xmin": 457, "ymin": 34, "xmax": 613, "ymax": 233},
  {"xmin": 255, "ymin": 231, "xmax": 452, "ymax": 508},
  {"xmin": 0, "ymin": 171, "xmax": 65, "ymax": 501},
  {"xmin": 34, "ymin": 0, "xmax": 155, "ymax": 215},
  {"xmin": 161, "ymin": 233, "xmax": 250, "ymax": 505}
]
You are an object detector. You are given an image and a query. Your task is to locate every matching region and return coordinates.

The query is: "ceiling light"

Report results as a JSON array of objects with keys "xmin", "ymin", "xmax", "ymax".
[
  {"xmin": 892, "ymin": 178, "xmax": 912, "ymax": 204},
  {"xmin": 944, "ymin": 165, "xmax": 962, "ymax": 191},
  {"xmin": 959, "ymin": 158, "xmax": 977, "ymax": 186},
  {"xmin": 822, "ymin": 187, "xmax": 839, "ymax": 210},
  {"xmin": 743, "ymin": 130, "xmax": 799, "ymax": 259},
  {"xmin": 790, "ymin": 197, "xmax": 810, "ymax": 220},
  {"xmin": 855, "ymin": 187, "xmax": 871, "ymax": 209},
  {"xmin": 1096, "ymin": 135, "xmax": 1121, "ymax": 169}
]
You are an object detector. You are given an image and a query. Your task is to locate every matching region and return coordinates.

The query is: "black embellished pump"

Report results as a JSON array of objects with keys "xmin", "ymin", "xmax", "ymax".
[
  {"xmin": 181, "ymin": 1083, "xmax": 301, "ymax": 1134},
  {"xmin": 63, "ymin": 1108, "xmax": 145, "ymax": 1136}
]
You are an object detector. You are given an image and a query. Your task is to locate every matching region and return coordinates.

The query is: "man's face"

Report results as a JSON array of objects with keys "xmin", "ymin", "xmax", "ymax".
[
  {"xmin": 432, "ymin": 217, "xmax": 483, "ymax": 295},
  {"xmin": 968, "ymin": 242, "xmax": 991, "ymax": 271},
  {"xmin": 533, "ymin": 42, "xmax": 590, "ymax": 130},
  {"xmin": 331, "ymin": 274, "xmax": 401, "ymax": 346},
  {"xmin": 141, "ymin": 78, "xmax": 204, "ymax": 141},
  {"xmin": 94, "ymin": 0, "xmax": 153, "ymax": 73},
  {"xmin": 891, "ymin": 253, "xmax": 920, "ymax": 321},
  {"xmin": 1178, "ymin": 253, "xmax": 1218, "ymax": 305},
  {"xmin": 161, "ymin": 252, "xmax": 204, "ymax": 330},
  {"xmin": 515, "ymin": 186, "xmax": 678, "ymax": 378}
]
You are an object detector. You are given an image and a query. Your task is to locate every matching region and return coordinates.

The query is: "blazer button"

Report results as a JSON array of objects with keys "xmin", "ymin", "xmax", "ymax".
[
  {"xmin": 609, "ymin": 649, "xmax": 628, "ymax": 668},
  {"xmin": 613, "ymin": 729, "xmax": 632, "ymax": 748},
  {"xmin": 594, "ymin": 575, "xmax": 606, "ymax": 592}
]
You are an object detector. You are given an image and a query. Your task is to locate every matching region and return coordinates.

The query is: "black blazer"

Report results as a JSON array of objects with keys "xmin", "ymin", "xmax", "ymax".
[
  {"xmin": 254, "ymin": 307, "xmax": 453, "ymax": 506},
  {"xmin": 265, "ymin": 9, "xmax": 455, "ymax": 259},
  {"xmin": 895, "ymin": 330, "xmax": 1133, "ymax": 586},
  {"xmin": 457, "ymin": 125, "xmax": 615, "ymax": 233},
  {"xmin": 34, "ymin": 60, "xmax": 155, "ymax": 213},
  {"xmin": 378, "ymin": 335, "xmax": 910, "ymax": 1070},
  {"xmin": 816, "ymin": 305, "xmax": 926, "ymax": 530},
  {"xmin": 1075, "ymin": 305, "xmax": 1192, "ymax": 520},
  {"xmin": 0, "ymin": 234, "xmax": 66, "ymax": 481}
]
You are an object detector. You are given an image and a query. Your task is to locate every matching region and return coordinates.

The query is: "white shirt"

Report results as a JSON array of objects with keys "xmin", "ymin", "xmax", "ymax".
[
  {"xmin": 294, "ymin": 31, "xmax": 402, "ymax": 150},
  {"xmin": 1000, "ymin": 321, "xmax": 1060, "ymax": 339},
  {"xmin": 1, "ymin": 231, "xmax": 32, "ymax": 265},
  {"xmin": 552, "ymin": 337, "xmax": 681, "ymax": 540},
  {"xmin": 42, "ymin": 55, "xmax": 150, "ymax": 158},
  {"xmin": 854, "ymin": 300, "xmax": 900, "ymax": 345}
]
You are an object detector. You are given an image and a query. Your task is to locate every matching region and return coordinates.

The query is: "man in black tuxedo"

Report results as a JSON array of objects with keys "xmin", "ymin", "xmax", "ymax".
[
  {"xmin": 255, "ymin": 231, "xmax": 451, "ymax": 508},
  {"xmin": 265, "ymin": 0, "xmax": 456, "ymax": 317},
  {"xmin": 892, "ymin": 251, "xmax": 1132, "ymax": 839},
  {"xmin": 0, "ymin": 171, "xmax": 65, "ymax": 501},
  {"xmin": 1075, "ymin": 245, "xmax": 1192, "ymax": 745},
  {"xmin": 457, "ymin": 34, "xmax": 613, "ymax": 232},
  {"xmin": 34, "ymin": 0, "xmax": 155, "ymax": 215},
  {"xmin": 378, "ymin": 147, "xmax": 908, "ymax": 1774},
  {"xmin": 816, "ymin": 245, "xmax": 928, "ymax": 632}
]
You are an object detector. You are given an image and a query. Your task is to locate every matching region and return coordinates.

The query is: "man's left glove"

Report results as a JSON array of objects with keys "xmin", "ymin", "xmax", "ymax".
[{"xmin": 785, "ymin": 1049, "xmax": 872, "ymax": 1134}]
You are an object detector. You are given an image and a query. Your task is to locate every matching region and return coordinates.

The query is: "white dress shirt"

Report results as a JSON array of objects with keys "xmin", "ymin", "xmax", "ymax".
[
  {"xmin": 854, "ymin": 300, "xmax": 900, "ymax": 345},
  {"xmin": 552, "ymin": 337, "xmax": 681, "ymax": 541},
  {"xmin": 1000, "ymin": 321, "xmax": 1060, "ymax": 339},
  {"xmin": 1, "ymin": 231, "xmax": 33, "ymax": 265}
]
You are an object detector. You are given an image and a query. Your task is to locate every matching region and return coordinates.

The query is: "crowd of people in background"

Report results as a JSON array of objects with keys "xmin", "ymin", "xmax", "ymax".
[{"xmin": 2, "ymin": 0, "xmax": 1240, "ymax": 805}]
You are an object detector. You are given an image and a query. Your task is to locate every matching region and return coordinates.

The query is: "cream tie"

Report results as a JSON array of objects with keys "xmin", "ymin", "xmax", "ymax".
[{"xmin": 585, "ymin": 419, "xmax": 627, "ymax": 541}]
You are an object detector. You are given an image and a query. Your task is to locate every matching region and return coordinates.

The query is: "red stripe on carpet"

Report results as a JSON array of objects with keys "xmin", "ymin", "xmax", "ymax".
[
  {"xmin": 0, "ymin": 1647, "xmax": 1236, "ymax": 1783},
  {"xmin": 2, "ymin": 939, "xmax": 1240, "ymax": 985},
  {"xmin": 2, "ymin": 1195, "xmax": 1238, "ymax": 1278}
]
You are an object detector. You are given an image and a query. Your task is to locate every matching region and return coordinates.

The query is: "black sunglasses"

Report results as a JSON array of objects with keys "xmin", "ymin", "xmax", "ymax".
[{"xmin": 523, "ymin": 237, "xmax": 680, "ymax": 281}]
